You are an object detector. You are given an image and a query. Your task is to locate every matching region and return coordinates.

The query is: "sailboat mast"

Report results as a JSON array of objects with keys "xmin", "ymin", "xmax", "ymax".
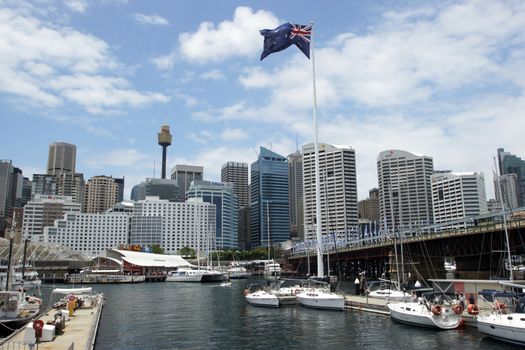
[
  {"xmin": 495, "ymin": 157, "xmax": 514, "ymax": 281},
  {"xmin": 310, "ymin": 22, "xmax": 324, "ymax": 278}
]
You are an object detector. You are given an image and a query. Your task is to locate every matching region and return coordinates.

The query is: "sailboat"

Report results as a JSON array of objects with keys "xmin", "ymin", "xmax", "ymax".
[
  {"xmin": 475, "ymin": 165, "xmax": 525, "ymax": 345},
  {"xmin": 0, "ymin": 229, "xmax": 42, "ymax": 336}
]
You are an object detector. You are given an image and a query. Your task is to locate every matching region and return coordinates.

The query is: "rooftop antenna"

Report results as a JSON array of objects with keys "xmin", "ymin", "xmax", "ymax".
[
  {"xmin": 296, "ymin": 133, "xmax": 299, "ymax": 152},
  {"xmin": 153, "ymin": 160, "xmax": 156, "ymax": 178}
]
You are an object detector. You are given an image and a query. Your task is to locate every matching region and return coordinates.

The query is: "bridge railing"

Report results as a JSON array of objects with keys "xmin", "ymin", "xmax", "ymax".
[{"xmin": 289, "ymin": 217, "xmax": 525, "ymax": 258}]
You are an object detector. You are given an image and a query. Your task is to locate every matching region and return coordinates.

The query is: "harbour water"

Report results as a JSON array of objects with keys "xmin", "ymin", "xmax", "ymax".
[{"xmin": 40, "ymin": 280, "xmax": 513, "ymax": 350}]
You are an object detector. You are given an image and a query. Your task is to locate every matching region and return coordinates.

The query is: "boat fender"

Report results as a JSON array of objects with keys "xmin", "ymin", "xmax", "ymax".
[
  {"xmin": 431, "ymin": 305, "xmax": 442, "ymax": 316},
  {"xmin": 467, "ymin": 304, "xmax": 479, "ymax": 315},
  {"xmin": 453, "ymin": 304, "xmax": 463, "ymax": 315}
]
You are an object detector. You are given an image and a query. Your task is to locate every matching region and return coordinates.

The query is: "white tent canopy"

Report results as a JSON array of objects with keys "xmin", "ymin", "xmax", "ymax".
[{"xmin": 106, "ymin": 249, "xmax": 193, "ymax": 268}]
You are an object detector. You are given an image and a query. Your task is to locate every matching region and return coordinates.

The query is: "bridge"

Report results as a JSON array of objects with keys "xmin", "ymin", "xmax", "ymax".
[{"xmin": 287, "ymin": 215, "xmax": 525, "ymax": 284}]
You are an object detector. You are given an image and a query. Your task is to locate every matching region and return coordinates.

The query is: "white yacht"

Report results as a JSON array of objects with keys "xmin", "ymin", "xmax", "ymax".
[
  {"xmin": 244, "ymin": 283, "xmax": 279, "ymax": 308},
  {"xmin": 387, "ymin": 293, "xmax": 463, "ymax": 329},
  {"xmin": 477, "ymin": 289, "xmax": 525, "ymax": 346},
  {"xmin": 263, "ymin": 261, "xmax": 281, "ymax": 279},
  {"xmin": 227, "ymin": 264, "xmax": 251, "ymax": 279},
  {"xmin": 296, "ymin": 287, "xmax": 345, "ymax": 311},
  {"xmin": 166, "ymin": 267, "xmax": 203, "ymax": 282}
]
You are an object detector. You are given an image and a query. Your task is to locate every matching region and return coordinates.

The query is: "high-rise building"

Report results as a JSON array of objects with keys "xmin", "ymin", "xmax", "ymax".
[
  {"xmin": 0, "ymin": 160, "xmax": 27, "ymax": 235},
  {"xmin": 377, "ymin": 150, "xmax": 434, "ymax": 232},
  {"xmin": 498, "ymin": 148, "xmax": 525, "ymax": 207},
  {"xmin": 47, "ymin": 142, "xmax": 76, "ymax": 175},
  {"xmin": 130, "ymin": 196, "xmax": 215, "ymax": 255},
  {"xmin": 221, "ymin": 162, "xmax": 248, "ymax": 208},
  {"xmin": 187, "ymin": 180, "xmax": 238, "ymax": 249},
  {"xmin": 22, "ymin": 194, "xmax": 81, "ymax": 241},
  {"xmin": 44, "ymin": 211, "xmax": 130, "ymax": 256},
  {"xmin": 303, "ymin": 143, "xmax": 358, "ymax": 240},
  {"xmin": 221, "ymin": 161, "xmax": 249, "ymax": 249},
  {"xmin": 56, "ymin": 172, "xmax": 85, "ymax": 205},
  {"xmin": 130, "ymin": 178, "xmax": 182, "ymax": 202},
  {"xmin": 431, "ymin": 172, "xmax": 488, "ymax": 228},
  {"xmin": 288, "ymin": 151, "xmax": 304, "ymax": 241},
  {"xmin": 32, "ymin": 174, "xmax": 57, "ymax": 197},
  {"xmin": 114, "ymin": 177, "xmax": 125, "ymax": 202},
  {"xmin": 171, "ymin": 165, "xmax": 203, "ymax": 201},
  {"xmin": 358, "ymin": 188, "xmax": 380, "ymax": 221},
  {"xmin": 84, "ymin": 175, "xmax": 120, "ymax": 213},
  {"xmin": 494, "ymin": 173, "xmax": 519, "ymax": 210},
  {"xmin": 250, "ymin": 147, "xmax": 289, "ymax": 248}
]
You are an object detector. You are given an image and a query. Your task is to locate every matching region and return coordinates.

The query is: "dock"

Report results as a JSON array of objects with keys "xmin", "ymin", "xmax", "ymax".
[
  {"xmin": 0, "ymin": 293, "xmax": 105, "ymax": 350},
  {"xmin": 344, "ymin": 295, "xmax": 390, "ymax": 315}
]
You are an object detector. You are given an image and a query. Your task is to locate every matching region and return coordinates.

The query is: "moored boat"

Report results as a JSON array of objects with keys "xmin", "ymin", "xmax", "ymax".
[{"xmin": 387, "ymin": 292, "xmax": 463, "ymax": 329}]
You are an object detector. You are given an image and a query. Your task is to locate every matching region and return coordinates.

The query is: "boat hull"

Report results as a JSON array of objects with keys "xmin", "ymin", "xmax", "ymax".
[
  {"xmin": 477, "ymin": 313, "xmax": 525, "ymax": 346},
  {"xmin": 245, "ymin": 292, "xmax": 279, "ymax": 308},
  {"xmin": 165, "ymin": 275, "xmax": 202, "ymax": 282},
  {"xmin": 0, "ymin": 316, "xmax": 34, "ymax": 337},
  {"xmin": 388, "ymin": 302, "xmax": 461, "ymax": 330},
  {"xmin": 296, "ymin": 292, "xmax": 345, "ymax": 311}
]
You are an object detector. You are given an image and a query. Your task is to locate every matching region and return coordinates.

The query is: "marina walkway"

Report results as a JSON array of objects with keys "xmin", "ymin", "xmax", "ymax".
[{"xmin": 1, "ymin": 293, "xmax": 104, "ymax": 350}]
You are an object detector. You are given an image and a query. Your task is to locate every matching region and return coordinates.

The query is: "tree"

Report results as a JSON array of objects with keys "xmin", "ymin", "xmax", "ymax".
[
  {"xmin": 178, "ymin": 246, "xmax": 196, "ymax": 258},
  {"xmin": 150, "ymin": 244, "xmax": 164, "ymax": 254}
]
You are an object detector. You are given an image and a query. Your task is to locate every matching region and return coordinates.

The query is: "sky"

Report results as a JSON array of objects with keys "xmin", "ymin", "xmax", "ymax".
[{"xmin": 1, "ymin": 0, "xmax": 524, "ymax": 201}]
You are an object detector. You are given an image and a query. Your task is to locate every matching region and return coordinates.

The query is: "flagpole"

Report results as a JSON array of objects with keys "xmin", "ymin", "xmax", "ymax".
[{"xmin": 310, "ymin": 22, "xmax": 324, "ymax": 278}]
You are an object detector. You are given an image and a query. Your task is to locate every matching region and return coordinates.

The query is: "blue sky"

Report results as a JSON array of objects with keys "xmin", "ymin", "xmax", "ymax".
[{"xmin": 1, "ymin": 0, "xmax": 524, "ymax": 200}]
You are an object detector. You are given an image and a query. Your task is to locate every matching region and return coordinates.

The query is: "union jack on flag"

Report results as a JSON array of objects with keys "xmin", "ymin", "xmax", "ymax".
[{"xmin": 260, "ymin": 22, "xmax": 312, "ymax": 60}]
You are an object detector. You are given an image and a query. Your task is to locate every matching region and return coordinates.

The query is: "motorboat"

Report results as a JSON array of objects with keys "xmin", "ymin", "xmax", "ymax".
[
  {"xmin": 263, "ymin": 261, "xmax": 281, "ymax": 280},
  {"xmin": 244, "ymin": 283, "xmax": 279, "ymax": 308},
  {"xmin": 226, "ymin": 264, "xmax": 251, "ymax": 279},
  {"xmin": 166, "ymin": 267, "xmax": 203, "ymax": 282},
  {"xmin": 0, "ymin": 265, "xmax": 42, "ymax": 291},
  {"xmin": 296, "ymin": 287, "xmax": 345, "ymax": 311},
  {"xmin": 0, "ymin": 290, "xmax": 42, "ymax": 337},
  {"xmin": 387, "ymin": 292, "xmax": 463, "ymax": 329},
  {"xmin": 477, "ymin": 289, "xmax": 525, "ymax": 346},
  {"xmin": 200, "ymin": 268, "xmax": 225, "ymax": 283}
]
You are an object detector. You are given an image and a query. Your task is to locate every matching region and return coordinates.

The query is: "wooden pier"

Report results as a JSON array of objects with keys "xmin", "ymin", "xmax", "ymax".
[
  {"xmin": 0, "ymin": 293, "xmax": 105, "ymax": 350},
  {"xmin": 344, "ymin": 295, "xmax": 390, "ymax": 315}
]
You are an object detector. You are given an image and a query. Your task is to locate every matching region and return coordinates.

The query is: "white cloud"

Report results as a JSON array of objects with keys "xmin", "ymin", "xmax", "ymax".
[
  {"xmin": 63, "ymin": 0, "xmax": 87, "ymax": 12},
  {"xmin": 175, "ymin": 93, "xmax": 198, "ymax": 107},
  {"xmin": 220, "ymin": 1, "xmax": 525, "ymax": 200},
  {"xmin": 220, "ymin": 128, "xmax": 248, "ymax": 141},
  {"xmin": 134, "ymin": 13, "xmax": 170, "ymax": 26},
  {"xmin": 0, "ymin": 8, "xmax": 169, "ymax": 114},
  {"xmin": 179, "ymin": 6, "xmax": 279, "ymax": 63},
  {"xmin": 200, "ymin": 69, "xmax": 225, "ymax": 80},
  {"xmin": 151, "ymin": 52, "xmax": 177, "ymax": 71}
]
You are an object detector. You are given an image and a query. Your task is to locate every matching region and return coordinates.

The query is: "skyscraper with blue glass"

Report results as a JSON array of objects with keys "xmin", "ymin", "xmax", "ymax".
[
  {"xmin": 250, "ymin": 147, "xmax": 290, "ymax": 248},
  {"xmin": 187, "ymin": 180, "xmax": 238, "ymax": 250},
  {"xmin": 498, "ymin": 148, "xmax": 525, "ymax": 207}
]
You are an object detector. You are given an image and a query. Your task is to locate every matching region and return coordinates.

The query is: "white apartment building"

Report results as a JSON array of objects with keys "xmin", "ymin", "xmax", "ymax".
[
  {"xmin": 302, "ymin": 143, "xmax": 358, "ymax": 240},
  {"xmin": 377, "ymin": 150, "xmax": 434, "ymax": 232},
  {"xmin": 130, "ymin": 196, "xmax": 216, "ymax": 255},
  {"xmin": 22, "ymin": 194, "xmax": 81, "ymax": 242},
  {"xmin": 431, "ymin": 172, "xmax": 488, "ymax": 228},
  {"xmin": 44, "ymin": 212, "xmax": 130, "ymax": 256}
]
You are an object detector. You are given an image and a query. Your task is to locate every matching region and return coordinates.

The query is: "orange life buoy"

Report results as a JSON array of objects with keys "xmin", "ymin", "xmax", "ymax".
[
  {"xmin": 467, "ymin": 304, "xmax": 479, "ymax": 315},
  {"xmin": 431, "ymin": 305, "xmax": 442, "ymax": 316},
  {"xmin": 453, "ymin": 304, "xmax": 463, "ymax": 315}
]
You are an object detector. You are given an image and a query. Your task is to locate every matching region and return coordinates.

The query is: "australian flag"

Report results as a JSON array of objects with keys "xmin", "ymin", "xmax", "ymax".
[{"xmin": 260, "ymin": 23, "xmax": 311, "ymax": 60}]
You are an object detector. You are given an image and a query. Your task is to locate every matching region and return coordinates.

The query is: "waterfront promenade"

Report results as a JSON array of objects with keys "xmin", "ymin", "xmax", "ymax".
[{"xmin": 1, "ymin": 293, "xmax": 104, "ymax": 350}]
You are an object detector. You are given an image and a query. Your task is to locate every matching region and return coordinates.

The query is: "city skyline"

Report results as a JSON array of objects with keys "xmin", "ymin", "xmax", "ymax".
[{"xmin": 1, "ymin": 1, "xmax": 524, "ymax": 201}]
